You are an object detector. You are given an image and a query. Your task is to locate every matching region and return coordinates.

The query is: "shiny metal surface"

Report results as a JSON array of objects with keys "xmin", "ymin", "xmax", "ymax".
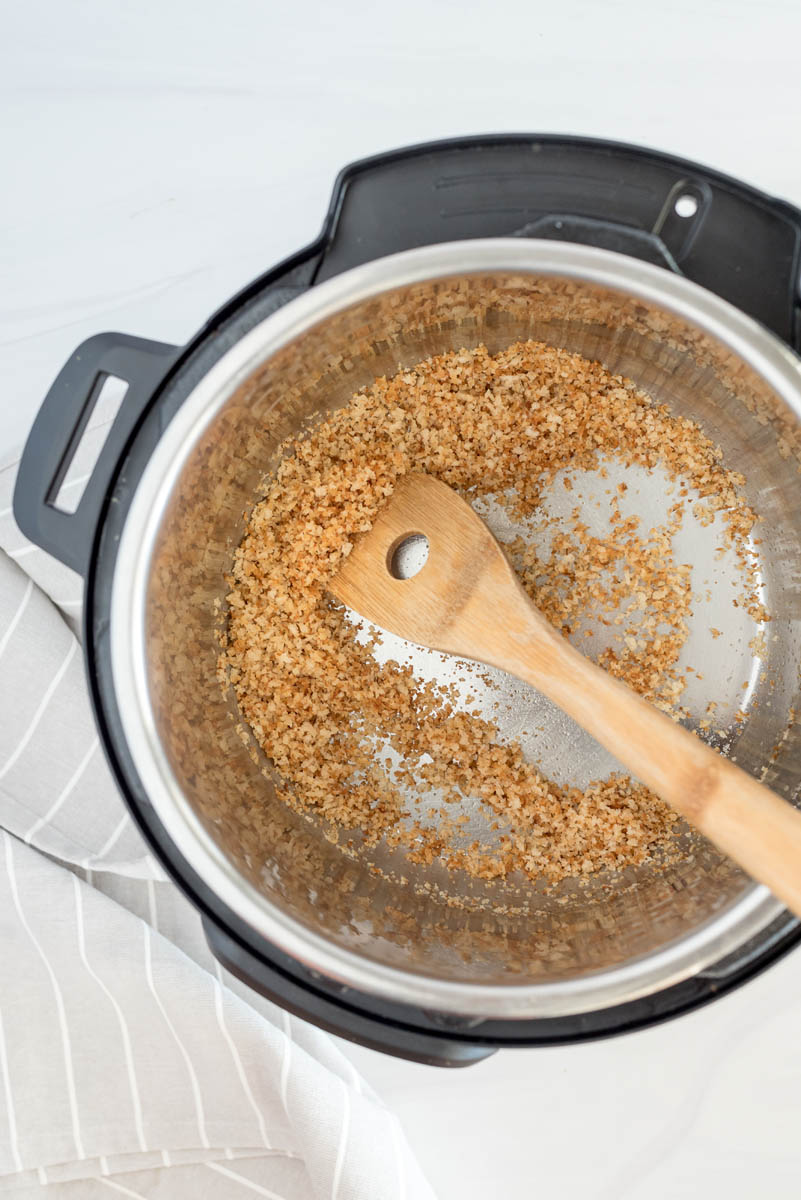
[{"xmin": 111, "ymin": 241, "xmax": 801, "ymax": 1018}]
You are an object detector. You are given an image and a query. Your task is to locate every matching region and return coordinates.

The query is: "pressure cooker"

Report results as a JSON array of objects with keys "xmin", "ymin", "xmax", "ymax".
[{"xmin": 14, "ymin": 136, "xmax": 801, "ymax": 1066}]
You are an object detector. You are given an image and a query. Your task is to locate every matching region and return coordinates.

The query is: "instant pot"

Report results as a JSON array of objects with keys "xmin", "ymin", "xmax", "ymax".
[{"xmin": 15, "ymin": 136, "xmax": 801, "ymax": 1066}]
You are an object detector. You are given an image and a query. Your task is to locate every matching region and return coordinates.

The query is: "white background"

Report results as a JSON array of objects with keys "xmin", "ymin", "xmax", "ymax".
[{"xmin": 4, "ymin": 1, "xmax": 801, "ymax": 1195}]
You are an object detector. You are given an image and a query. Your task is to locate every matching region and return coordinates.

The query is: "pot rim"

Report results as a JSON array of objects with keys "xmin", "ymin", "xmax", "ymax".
[{"xmin": 110, "ymin": 239, "xmax": 801, "ymax": 1018}]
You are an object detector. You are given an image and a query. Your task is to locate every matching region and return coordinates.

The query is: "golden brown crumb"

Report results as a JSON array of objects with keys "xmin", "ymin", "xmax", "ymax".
[
  {"xmin": 221, "ymin": 340, "xmax": 764, "ymax": 886},
  {"xmin": 749, "ymin": 631, "xmax": 768, "ymax": 660}
]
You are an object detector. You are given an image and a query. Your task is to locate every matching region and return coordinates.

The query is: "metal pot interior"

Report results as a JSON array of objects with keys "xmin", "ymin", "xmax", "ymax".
[{"xmin": 127, "ymin": 246, "xmax": 801, "ymax": 1013}]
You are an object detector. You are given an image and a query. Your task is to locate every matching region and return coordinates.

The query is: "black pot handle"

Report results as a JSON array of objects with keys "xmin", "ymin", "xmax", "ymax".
[
  {"xmin": 13, "ymin": 332, "xmax": 180, "ymax": 577},
  {"xmin": 314, "ymin": 135, "xmax": 801, "ymax": 349},
  {"xmin": 203, "ymin": 919, "xmax": 495, "ymax": 1069}
]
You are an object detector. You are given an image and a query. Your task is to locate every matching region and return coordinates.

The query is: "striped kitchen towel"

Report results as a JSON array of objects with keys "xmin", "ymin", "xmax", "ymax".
[{"xmin": 0, "ymin": 403, "xmax": 436, "ymax": 1200}]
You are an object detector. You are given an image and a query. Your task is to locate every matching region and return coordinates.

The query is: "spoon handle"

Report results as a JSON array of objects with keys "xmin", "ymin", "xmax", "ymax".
[{"xmin": 496, "ymin": 594, "xmax": 801, "ymax": 918}]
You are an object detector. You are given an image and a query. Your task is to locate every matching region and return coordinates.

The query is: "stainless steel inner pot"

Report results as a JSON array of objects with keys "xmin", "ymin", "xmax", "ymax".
[{"xmin": 111, "ymin": 240, "xmax": 801, "ymax": 1019}]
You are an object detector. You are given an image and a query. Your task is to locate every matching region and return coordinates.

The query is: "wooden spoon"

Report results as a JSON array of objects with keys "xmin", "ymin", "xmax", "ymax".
[{"xmin": 330, "ymin": 472, "xmax": 801, "ymax": 917}]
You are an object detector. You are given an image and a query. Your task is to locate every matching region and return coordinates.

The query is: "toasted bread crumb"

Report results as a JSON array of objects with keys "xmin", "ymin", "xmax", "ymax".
[{"xmin": 222, "ymin": 341, "xmax": 764, "ymax": 886}]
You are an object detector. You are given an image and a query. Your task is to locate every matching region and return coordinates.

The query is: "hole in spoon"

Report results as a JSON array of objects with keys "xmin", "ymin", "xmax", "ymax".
[{"xmin": 388, "ymin": 533, "xmax": 429, "ymax": 580}]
